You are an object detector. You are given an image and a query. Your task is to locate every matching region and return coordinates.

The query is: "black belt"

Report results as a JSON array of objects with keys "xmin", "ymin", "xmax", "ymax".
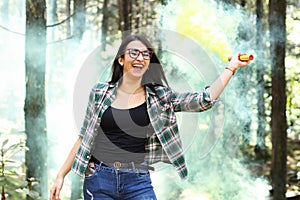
[{"xmin": 90, "ymin": 156, "xmax": 154, "ymax": 171}]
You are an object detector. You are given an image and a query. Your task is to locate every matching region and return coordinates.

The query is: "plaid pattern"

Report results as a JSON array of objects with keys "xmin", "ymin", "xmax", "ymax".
[{"xmin": 72, "ymin": 82, "xmax": 213, "ymax": 179}]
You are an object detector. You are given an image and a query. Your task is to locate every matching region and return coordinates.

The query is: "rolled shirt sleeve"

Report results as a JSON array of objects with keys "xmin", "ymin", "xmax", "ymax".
[{"xmin": 170, "ymin": 87, "xmax": 215, "ymax": 112}]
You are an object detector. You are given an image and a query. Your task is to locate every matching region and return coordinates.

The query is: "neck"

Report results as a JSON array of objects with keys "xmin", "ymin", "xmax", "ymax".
[{"xmin": 119, "ymin": 77, "xmax": 144, "ymax": 94}]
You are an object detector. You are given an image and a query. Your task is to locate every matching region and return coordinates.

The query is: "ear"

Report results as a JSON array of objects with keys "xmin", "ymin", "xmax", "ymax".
[{"xmin": 118, "ymin": 57, "xmax": 124, "ymax": 66}]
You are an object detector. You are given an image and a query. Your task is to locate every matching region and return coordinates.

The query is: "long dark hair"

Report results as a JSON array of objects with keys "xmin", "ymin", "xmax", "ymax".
[{"xmin": 109, "ymin": 34, "xmax": 169, "ymax": 87}]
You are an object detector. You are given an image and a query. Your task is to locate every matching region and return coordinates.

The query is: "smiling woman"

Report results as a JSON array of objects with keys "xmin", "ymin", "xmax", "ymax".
[
  {"xmin": 117, "ymin": 40, "xmax": 152, "ymax": 83},
  {"xmin": 50, "ymin": 33, "xmax": 250, "ymax": 200}
]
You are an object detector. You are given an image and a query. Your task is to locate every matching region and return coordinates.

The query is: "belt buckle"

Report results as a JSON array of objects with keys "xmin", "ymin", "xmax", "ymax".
[{"xmin": 113, "ymin": 161, "xmax": 122, "ymax": 170}]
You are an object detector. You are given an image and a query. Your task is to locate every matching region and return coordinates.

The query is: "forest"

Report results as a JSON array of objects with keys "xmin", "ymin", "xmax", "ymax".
[{"xmin": 0, "ymin": 0, "xmax": 299, "ymax": 199}]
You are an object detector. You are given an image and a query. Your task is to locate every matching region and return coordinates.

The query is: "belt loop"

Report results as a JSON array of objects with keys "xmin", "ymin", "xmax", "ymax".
[
  {"xmin": 96, "ymin": 161, "xmax": 103, "ymax": 171},
  {"xmin": 131, "ymin": 161, "xmax": 136, "ymax": 172}
]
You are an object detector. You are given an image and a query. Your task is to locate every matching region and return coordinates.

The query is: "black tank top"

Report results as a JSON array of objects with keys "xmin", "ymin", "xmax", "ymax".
[{"xmin": 92, "ymin": 102, "xmax": 150, "ymax": 163}]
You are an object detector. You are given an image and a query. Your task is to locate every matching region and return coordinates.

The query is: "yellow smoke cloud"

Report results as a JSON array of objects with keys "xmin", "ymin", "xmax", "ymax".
[{"xmin": 175, "ymin": 0, "xmax": 241, "ymax": 62}]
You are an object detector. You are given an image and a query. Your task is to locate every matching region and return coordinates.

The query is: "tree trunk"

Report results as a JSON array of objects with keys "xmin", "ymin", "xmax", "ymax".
[
  {"xmin": 0, "ymin": 0, "xmax": 9, "ymax": 21},
  {"xmin": 101, "ymin": 0, "xmax": 109, "ymax": 51},
  {"xmin": 161, "ymin": 0, "xmax": 168, "ymax": 6},
  {"xmin": 49, "ymin": 0, "xmax": 57, "ymax": 22},
  {"xmin": 240, "ymin": 0, "xmax": 246, "ymax": 7},
  {"xmin": 48, "ymin": 0, "xmax": 57, "ymax": 41},
  {"xmin": 66, "ymin": 0, "xmax": 71, "ymax": 36},
  {"xmin": 118, "ymin": 0, "xmax": 132, "ymax": 38},
  {"xmin": 269, "ymin": 0, "xmax": 287, "ymax": 199},
  {"xmin": 73, "ymin": 0, "xmax": 86, "ymax": 40},
  {"xmin": 25, "ymin": 0, "xmax": 47, "ymax": 198},
  {"xmin": 236, "ymin": 0, "xmax": 252, "ymax": 154},
  {"xmin": 254, "ymin": 0, "xmax": 268, "ymax": 161}
]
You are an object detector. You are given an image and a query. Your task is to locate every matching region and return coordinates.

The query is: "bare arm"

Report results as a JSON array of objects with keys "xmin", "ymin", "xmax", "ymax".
[
  {"xmin": 208, "ymin": 53, "xmax": 250, "ymax": 100},
  {"xmin": 50, "ymin": 137, "xmax": 82, "ymax": 200}
]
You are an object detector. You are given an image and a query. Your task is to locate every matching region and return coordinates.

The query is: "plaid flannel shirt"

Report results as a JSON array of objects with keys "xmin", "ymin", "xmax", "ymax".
[{"xmin": 72, "ymin": 82, "xmax": 213, "ymax": 179}]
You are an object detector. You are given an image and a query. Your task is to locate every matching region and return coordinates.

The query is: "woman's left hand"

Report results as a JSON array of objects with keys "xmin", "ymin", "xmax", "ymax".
[{"xmin": 228, "ymin": 53, "xmax": 251, "ymax": 71}]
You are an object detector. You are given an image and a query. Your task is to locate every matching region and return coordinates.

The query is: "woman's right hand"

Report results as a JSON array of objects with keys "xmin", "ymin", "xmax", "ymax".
[
  {"xmin": 50, "ymin": 175, "xmax": 64, "ymax": 200},
  {"xmin": 49, "ymin": 137, "xmax": 82, "ymax": 199}
]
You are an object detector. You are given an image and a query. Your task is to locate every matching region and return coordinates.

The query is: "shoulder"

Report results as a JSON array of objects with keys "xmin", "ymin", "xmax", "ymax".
[
  {"xmin": 152, "ymin": 84, "xmax": 171, "ymax": 93},
  {"xmin": 92, "ymin": 82, "xmax": 109, "ymax": 93},
  {"xmin": 90, "ymin": 82, "xmax": 110, "ymax": 101},
  {"xmin": 92, "ymin": 82, "xmax": 109, "ymax": 91},
  {"xmin": 147, "ymin": 84, "xmax": 174, "ymax": 101},
  {"xmin": 146, "ymin": 84, "xmax": 170, "ymax": 94}
]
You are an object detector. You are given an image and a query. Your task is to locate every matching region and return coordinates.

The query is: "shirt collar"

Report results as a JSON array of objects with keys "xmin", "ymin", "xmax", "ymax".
[
  {"xmin": 108, "ymin": 81, "xmax": 118, "ymax": 88},
  {"xmin": 145, "ymin": 85, "xmax": 156, "ymax": 95},
  {"xmin": 108, "ymin": 81, "xmax": 156, "ymax": 95}
]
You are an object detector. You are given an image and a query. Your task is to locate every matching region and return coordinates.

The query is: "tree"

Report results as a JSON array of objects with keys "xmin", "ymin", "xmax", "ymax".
[
  {"xmin": 101, "ymin": 0, "xmax": 109, "ymax": 51},
  {"xmin": 66, "ymin": 0, "xmax": 71, "ymax": 37},
  {"xmin": 73, "ymin": 0, "xmax": 86, "ymax": 40},
  {"xmin": 269, "ymin": 0, "xmax": 287, "ymax": 199},
  {"xmin": 0, "ymin": 0, "xmax": 9, "ymax": 22},
  {"xmin": 48, "ymin": 0, "xmax": 57, "ymax": 40},
  {"xmin": 254, "ymin": 0, "xmax": 268, "ymax": 161},
  {"xmin": 118, "ymin": 0, "xmax": 132, "ymax": 38},
  {"xmin": 24, "ymin": 0, "xmax": 47, "ymax": 198}
]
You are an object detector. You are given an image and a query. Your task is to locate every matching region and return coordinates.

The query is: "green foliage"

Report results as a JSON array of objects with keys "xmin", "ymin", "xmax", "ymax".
[
  {"xmin": 286, "ymin": 2, "xmax": 300, "ymax": 140},
  {"xmin": 0, "ymin": 137, "xmax": 45, "ymax": 200}
]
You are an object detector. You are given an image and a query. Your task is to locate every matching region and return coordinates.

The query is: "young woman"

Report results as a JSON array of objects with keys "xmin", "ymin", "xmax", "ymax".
[{"xmin": 50, "ymin": 34, "xmax": 249, "ymax": 200}]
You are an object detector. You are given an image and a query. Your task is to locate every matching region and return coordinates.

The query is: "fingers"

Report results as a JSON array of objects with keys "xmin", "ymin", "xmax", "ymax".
[
  {"xmin": 237, "ymin": 59, "xmax": 249, "ymax": 67},
  {"xmin": 232, "ymin": 53, "xmax": 251, "ymax": 68},
  {"xmin": 228, "ymin": 54, "xmax": 241, "ymax": 69},
  {"xmin": 50, "ymin": 184, "xmax": 62, "ymax": 200},
  {"xmin": 54, "ymin": 187, "xmax": 61, "ymax": 200}
]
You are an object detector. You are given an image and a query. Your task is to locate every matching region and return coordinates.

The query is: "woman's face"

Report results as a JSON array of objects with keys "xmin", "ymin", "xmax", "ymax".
[{"xmin": 118, "ymin": 40, "xmax": 151, "ymax": 79}]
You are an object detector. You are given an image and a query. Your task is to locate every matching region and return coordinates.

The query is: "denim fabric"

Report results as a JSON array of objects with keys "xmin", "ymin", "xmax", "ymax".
[{"xmin": 83, "ymin": 163, "xmax": 157, "ymax": 200}]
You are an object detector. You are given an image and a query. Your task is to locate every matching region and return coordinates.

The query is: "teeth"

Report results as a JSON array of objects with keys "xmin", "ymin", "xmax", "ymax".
[{"xmin": 133, "ymin": 65, "xmax": 143, "ymax": 69}]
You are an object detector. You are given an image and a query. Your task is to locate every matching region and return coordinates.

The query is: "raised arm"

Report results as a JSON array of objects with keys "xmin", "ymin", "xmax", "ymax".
[
  {"xmin": 50, "ymin": 137, "xmax": 82, "ymax": 200},
  {"xmin": 208, "ymin": 53, "xmax": 250, "ymax": 100}
]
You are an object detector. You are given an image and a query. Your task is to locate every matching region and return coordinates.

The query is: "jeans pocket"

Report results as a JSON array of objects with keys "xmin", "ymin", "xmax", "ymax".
[{"xmin": 85, "ymin": 165, "xmax": 97, "ymax": 179}]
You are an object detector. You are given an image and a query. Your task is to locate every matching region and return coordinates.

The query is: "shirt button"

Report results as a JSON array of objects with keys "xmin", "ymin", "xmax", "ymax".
[{"xmin": 86, "ymin": 155, "xmax": 90, "ymax": 159}]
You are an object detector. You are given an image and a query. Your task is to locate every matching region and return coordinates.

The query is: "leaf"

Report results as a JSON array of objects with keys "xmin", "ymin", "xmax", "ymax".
[
  {"xmin": 3, "ymin": 143, "xmax": 24, "ymax": 155},
  {"xmin": 0, "ymin": 176, "xmax": 7, "ymax": 182},
  {"xmin": 27, "ymin": 190, "xmax": 40, "ymax": 199},
  {"xmin": 6, "ymin": 143, "xmax": 21, "ymax": 151},
  {"xmin": 16, "ymin": 188, "xmax": 26, "ymax": 193},
  {"xmin": 16, "ymin": 188, "xmax": 30, "ymax": 195},
  {"xmin": 4, "ymin": 175, "xmax": 24, "ymax": 186},
  {"xmin": 27, "ymin": 177, "xmax": 40, "ymax": 183},
  {"xmin": 2, "ymin": 159, "xmax": 17, "ymax": 163},
  {"xmin": 19, "ymin": 180, "xmax": 28, "ymax": 187},
  {"xmin": 1, "ymin": 139, "xmax": 9, "ymax": 148},
  {"xmin": 7, "ymin": 170, "xmax": 22, "ymax": 176}
]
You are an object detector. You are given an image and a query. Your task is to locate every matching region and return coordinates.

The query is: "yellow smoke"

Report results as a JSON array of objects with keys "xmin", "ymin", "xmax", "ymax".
[{"xmin": 175, "ymin": 0, "xmax": 241, "ymax": 62}]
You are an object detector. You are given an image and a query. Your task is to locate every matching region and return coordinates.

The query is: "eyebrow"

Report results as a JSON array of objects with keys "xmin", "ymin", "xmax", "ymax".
[{"xmin": 127, "ymin": 48, "xmax": 149, "ymax": 51}]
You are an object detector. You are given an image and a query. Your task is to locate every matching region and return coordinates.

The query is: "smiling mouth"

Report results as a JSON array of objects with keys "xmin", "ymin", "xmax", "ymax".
[{"xmin": 133, "ymin": 64, "xmax": 143, "ymax": 69}]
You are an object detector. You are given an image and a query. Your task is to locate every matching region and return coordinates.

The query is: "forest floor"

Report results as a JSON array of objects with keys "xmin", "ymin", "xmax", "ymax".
[
  {"xmin": 245, "ymin": 139, "xmax": 299, "ymax": 199},
  {"xmin": 286, "ymin": 139, "xmax": 300, "ymax": 197}
]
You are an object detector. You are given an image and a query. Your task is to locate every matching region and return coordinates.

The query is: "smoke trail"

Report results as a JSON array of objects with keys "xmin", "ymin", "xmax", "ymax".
[
  {"xmin": 158, "ymin": 0, "xmax": 243, "ymax": 62},
  {"xmin": 152, "ymin": 1, "xmax": 269, "ymax": 200}
]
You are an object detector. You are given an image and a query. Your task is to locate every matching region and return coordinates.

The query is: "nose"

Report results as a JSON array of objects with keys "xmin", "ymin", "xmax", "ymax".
[{"xmin": 136, "ymin": 52, "xmax": 144, "ymax": 61}]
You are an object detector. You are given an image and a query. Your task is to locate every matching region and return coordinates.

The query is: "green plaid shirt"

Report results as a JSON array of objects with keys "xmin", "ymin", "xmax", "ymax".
[{"xmin": 72, "ymin": 82, "xmax": 213, "ymax": 179}]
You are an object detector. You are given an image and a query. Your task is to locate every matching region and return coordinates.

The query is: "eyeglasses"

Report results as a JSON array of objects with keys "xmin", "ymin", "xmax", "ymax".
[{"xmin": 126, "ymin": 48, "xmax": 153, "ymax": 60}]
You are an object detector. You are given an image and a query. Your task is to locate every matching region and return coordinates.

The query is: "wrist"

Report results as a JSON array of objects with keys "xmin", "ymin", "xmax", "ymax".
[
  {"xmin": 225, "ymin": 65, "xmax": 238, "ymax": 75},
  {"xmin": 57, "ymin": 170, "xmax": 67, "ymax": 179}
]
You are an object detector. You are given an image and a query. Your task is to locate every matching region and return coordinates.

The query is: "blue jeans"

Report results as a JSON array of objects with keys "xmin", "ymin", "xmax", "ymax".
[{"xmin": 83, "ymin": 162, "xmax": 157, "ymax": 200}]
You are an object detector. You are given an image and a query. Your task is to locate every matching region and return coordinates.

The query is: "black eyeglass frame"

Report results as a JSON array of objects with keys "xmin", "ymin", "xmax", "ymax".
[{"xmin": 125, "ymin": 48, "xmax": 153, "ymax": 60}]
